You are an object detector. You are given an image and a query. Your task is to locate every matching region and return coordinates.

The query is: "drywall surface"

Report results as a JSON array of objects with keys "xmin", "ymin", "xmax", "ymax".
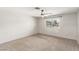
[
  {"xmin": 38, "ymin": 13, "xmax": 77, "ymax": 40},
  {"xmin": 0, "ymin": 8, "xmax": 37, "ymax": 44},
  {"xmin": 77, "ymin": 12, "xmax": 79, "ymax": 41}
]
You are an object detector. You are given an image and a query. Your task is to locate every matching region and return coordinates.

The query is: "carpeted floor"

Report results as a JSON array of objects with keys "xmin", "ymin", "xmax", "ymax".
[{"xmin": 0, "ymin": 34, "xmax": 79, "ymax": 51}]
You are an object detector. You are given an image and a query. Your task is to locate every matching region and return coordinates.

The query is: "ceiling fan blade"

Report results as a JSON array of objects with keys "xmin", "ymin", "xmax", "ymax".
[
  {"xmin": 44, "ymin": 13, "xmax": 52, "ymax": 15},
  {"xmin": 41, "ymin": 13, "xmax": 52, "ymax": 17}
]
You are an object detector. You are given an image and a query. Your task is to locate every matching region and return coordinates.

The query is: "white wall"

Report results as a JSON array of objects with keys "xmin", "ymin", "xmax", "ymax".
[
  {"xmin": 38, "ymin": 13, "xmax": 77, "ymax": 40},
  {"xmin": 77, "ymin": 11, "xmax": 79, "ymax": 43},
  {"xmin": 0, "ymin": 8, "xmax": 37, "ymax": 44}
]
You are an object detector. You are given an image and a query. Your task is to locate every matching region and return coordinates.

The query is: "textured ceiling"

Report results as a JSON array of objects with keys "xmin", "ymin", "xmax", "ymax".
[
  {"xmin": 0, "ymin": 7, "xmax": 78, "ymax": 17},
  {"xmin": 21, "ymin": 7, "xmax": 79, "ymax": 17}
]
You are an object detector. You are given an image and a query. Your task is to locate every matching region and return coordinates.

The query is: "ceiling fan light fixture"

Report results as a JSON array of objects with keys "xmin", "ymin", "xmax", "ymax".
[{"xmin": 41, "ymin": 9, "xmax": 44, "ymax": 15}]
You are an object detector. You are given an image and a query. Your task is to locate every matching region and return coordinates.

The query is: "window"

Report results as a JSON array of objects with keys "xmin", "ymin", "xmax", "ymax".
[{"xmin": 46, "ymin": 16, "xmax": 62, "ymax": 27}]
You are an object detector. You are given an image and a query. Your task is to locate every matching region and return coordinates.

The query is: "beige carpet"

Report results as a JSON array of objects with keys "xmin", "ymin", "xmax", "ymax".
[{"xmin": 0, "ymin": 34, "xmax": 79, "ymax": 51}]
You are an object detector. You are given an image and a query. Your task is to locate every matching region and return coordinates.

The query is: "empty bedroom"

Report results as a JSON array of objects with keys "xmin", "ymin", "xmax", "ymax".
[{"xmin": 0, "ymin": 7, "xmax": 79, "ymax": 51}]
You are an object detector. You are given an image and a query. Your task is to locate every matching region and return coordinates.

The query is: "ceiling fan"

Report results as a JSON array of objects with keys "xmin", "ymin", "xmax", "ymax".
[{"xmin": 35, "ymin": 7, "xmax": 52, "ymax": 16}]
